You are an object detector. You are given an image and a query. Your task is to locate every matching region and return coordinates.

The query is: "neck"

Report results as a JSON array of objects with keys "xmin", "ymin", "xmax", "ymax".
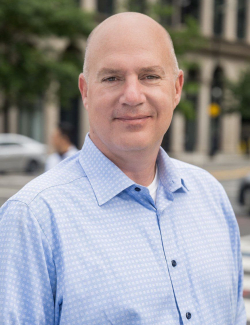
[
  {"xmin": 111, "ymin": 152, "xmax": 158, "ymax": 186},
  {"xmin": 118, "ymin": 156, "xmax": 157, "ymax": 186},
  {"xmin": 90, "ymin": 136, "xmax": 160, "ymax": 187}
]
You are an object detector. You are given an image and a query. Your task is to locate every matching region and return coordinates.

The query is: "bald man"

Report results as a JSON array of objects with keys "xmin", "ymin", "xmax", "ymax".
[{"xmin": 0, "ymin": 13, "xmax": 246, "ymax": 324}]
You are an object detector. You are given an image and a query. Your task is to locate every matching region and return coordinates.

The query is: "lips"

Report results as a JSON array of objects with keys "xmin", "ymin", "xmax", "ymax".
[{"xmin": 115, "ymin": 116, "xmax": 150, "ymax": 120}]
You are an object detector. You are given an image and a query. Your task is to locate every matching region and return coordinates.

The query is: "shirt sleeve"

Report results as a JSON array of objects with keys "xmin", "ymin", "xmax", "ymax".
[
  {"xmin": 218, "ymin": 183, "xmax": 247, "ymax": 324},
  {"xmin": 233, "ymin": 217, "xmax": 247, "ymax": 325},
  {"xmin": 0, "ymin": 200, "xmax": 57, "ymax": 324},
  {"xmin": 235, "ymin": 233, "xmax": 247, "ymax": 324}
]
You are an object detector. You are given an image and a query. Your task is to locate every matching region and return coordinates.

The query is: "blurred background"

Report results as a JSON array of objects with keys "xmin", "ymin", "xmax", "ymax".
[{"xmin": 1, "ymin": 0, "xmax": 250, "ymax": 321}]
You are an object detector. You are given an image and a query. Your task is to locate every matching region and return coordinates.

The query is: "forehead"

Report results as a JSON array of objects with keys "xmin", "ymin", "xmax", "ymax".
[
  {"xmin": 95, "ymin": 50, "xmax": 167, "ymax": 75},
  {"xmin": 86, "ymin": 16, "xmax": 172, "ymax": 76}
]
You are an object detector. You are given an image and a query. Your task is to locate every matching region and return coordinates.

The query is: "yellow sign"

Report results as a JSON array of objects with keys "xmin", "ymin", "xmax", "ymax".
[{"xmin": 209, "ymin": 103, "xmax": 221, "ymax": 117}]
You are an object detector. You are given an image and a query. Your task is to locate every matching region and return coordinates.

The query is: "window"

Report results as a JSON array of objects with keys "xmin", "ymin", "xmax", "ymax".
[
  {"xmin": 185, "ymin": 68, "xmax": 199, "ymax": 152},
  {"xmin": 97, "ymin": 0, "xmax": 113, "ymax": 16},
  {"xmin": 209, "ymin": 66, "xmax": 223, "ymax": 156},
  {"xmin": 18, "ymin": 99, "xmax": 44, "ymax": 143},
  {"xmin": 181, "ymin": 0, "xmax": 200, "ymax": 24},
  {"xmin": 237, "ymin": 0, "xmax": 247, "ymax": 39},
  {"xmin": 128, "ymin": 0, "xmax": 147, "ymax": 13},
  {"xmin": 213, "ymin": 0, "xmax": 225, "ymax": 36}
]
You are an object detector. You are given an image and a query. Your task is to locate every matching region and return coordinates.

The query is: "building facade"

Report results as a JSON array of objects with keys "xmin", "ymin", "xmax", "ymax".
[
  {"xmin": 168, "ymin": 0, "xmax": 250, "ymax": 163},
  {"xmin": 1, "ymin": 0, "xmax": 250, "ymax": 161}
]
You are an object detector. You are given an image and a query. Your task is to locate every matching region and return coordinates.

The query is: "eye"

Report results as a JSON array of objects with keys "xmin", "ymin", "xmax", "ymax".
[
  {"xmin": 102, "ymin": 76, "xmax": 117, "ymax": 82},
  {"xmin": 145, "ymin": 75, "xmax": 160, "ymax": 80}
]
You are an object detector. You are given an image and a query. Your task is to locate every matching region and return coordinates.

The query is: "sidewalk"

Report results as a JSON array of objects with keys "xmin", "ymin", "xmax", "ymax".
[{"xmin": 176, "ymin": 153, "xmax": 250, "ymax": 181}]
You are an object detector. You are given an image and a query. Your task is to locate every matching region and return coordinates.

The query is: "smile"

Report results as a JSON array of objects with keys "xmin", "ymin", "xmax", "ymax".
[{"xmin": 115, "ymin": 116, "xmax": 151, "ymax": 121}]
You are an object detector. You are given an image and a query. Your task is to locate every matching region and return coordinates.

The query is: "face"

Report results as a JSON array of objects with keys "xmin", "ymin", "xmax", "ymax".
[{"xmin": 79, "ymin": 17, "xmax": 183, "ymax": 160}]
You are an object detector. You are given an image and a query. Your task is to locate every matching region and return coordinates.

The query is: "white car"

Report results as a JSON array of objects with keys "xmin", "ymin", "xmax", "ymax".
[{"xmin": 0, "ymin": 134, "xmax": 47, "ymax": 173}]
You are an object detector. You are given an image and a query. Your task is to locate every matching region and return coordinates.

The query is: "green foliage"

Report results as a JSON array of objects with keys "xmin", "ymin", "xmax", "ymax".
[
  {"xmin": 0, "ymin": 0, "xmax": 94, "ymax": 109},
  {"xmin": 150, "ymin": 3, "xmax": 174, "ymax": 19},
  {"xmin": 224, "ymin": 69, "xmax": 250, "ymax": 119}
]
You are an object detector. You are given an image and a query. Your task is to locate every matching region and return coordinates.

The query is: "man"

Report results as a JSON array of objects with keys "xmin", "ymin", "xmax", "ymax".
[
  {"xmin": 45, "ymin": 122, "xmax": 78, "ymax": 171},
  {"xmin": 0, "ymin": 12, "xmax": 246, "ymax": 324}
]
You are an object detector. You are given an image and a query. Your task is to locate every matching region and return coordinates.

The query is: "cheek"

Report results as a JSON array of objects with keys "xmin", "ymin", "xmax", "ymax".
[{"xmin": 88, "ymin": 89, "xmax": 115, "ymax": 111}]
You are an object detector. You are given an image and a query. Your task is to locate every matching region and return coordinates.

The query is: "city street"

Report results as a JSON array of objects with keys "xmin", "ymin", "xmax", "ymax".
[{"xmin": 1, "ymin": 164, "xmax": 250, "ymax": 322}]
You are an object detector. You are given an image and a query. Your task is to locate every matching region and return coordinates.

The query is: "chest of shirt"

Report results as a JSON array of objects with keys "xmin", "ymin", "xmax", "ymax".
[{"xmin": 37, "ymin": 185, "xmax": 237, "ymax": 324}]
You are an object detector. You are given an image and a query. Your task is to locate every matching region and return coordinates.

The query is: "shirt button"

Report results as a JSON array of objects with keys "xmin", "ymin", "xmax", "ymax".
[
  {"xmin": 186, "ymin": 312, "xmax": 192, "ymax": 320},
  {"xmin": 171, "ymin": 260, "xmax": 177, "ymax": 267},
  {"xmin": 134, "ymin": 187, "xmax": 141, "ymax": 192}
]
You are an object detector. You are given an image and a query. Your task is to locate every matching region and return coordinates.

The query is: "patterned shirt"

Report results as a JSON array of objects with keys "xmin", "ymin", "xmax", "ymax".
[{"xmin": 0, "ymin": 135, "xmax": 246, "ymax": 324}]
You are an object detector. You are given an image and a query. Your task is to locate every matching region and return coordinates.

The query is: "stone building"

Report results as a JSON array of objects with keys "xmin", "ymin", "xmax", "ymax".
[
  {"xmin": 168, "ymin": 0, "xmax": 250, "ymax": 164},
  {"xmin": 1, "ymin": 0, "xmax": 250, "ymax": 161}
]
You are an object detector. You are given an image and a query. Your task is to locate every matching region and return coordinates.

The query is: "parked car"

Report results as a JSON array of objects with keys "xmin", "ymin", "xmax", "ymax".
[
  {"xmin": 0, "ymin": 133, "xmax": 47, "ymax": 173},
  {"xmin": 238, "ymin": 173, "xmax": 250, "ymax": 214}
]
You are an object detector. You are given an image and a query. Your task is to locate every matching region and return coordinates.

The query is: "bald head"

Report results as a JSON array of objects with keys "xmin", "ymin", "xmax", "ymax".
[{"xmin": 83, "ymin": 12, "xmax": 179, "ymax": 81}]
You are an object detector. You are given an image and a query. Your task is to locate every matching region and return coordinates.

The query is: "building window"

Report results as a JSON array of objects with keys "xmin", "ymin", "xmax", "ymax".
[
  {"xmin": 185, "ymin": 68, "xmax": 199, "ymax": 152},
  {"xmin": 19, "ymin": 99, "xmax": 44, "ymax": 143},
  {"xmin": 213, "ymin": 0, "xmax": 225, "ymax": 36},
  {"xmin": 237, "ymin": 0, "xmax": 247, "ymax": 39},
  {"xmin": 60, "ymin": 97, "xmax": 80, "ymax": 148},
  {"xmin": 209, "ymin": 66, "xmax": 223, "ymax": 156},
  {"xmin": 97, "ymin": 0, "xmax": 113, "ymax": 16},
  {"xmin": 128, "ymin": 0, "xmax": 147, "ymax": 13},
  {"xmin": 181, "ymin": 0, "xmax": 200, "ymax": 24}
]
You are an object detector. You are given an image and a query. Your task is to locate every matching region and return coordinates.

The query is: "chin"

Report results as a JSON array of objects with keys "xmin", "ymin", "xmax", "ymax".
[
  {"xmin": 114, "ymin": 139, "xmax": 152, "ymax": 153},
  {"xmin": 115, "ymin": 132, "xmax": 161, "ymax": 152}
]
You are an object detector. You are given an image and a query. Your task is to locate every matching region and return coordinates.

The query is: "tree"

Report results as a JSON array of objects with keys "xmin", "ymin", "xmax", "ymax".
[{"xmin": 0, "ymin": 0, "xmax": 94, "ymax": 131}]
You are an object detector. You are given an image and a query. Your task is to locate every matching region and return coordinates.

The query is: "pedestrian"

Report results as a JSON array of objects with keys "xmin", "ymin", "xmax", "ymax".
[
  {"xmin": 0, "ymin": 12, "xmax": 246, "ymax": 324},
  {"xmin": 45, "ymin": 122, "xmax": 78, "ymax": 171}
]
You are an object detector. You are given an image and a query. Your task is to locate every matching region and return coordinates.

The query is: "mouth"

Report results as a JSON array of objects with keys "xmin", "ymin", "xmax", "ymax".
[{"xmin": 115, "ymin": 116, "xmax": 151, "ymax": 121}]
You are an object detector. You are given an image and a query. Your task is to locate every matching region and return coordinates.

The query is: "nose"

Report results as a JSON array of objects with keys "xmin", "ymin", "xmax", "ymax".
[{"xmin": 119, "ymin": 77, "xmax": 146, "ymax": 107}]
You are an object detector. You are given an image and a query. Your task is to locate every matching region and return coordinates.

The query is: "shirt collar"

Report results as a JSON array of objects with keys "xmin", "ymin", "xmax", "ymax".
[
  {"xmin": 157, "ymin": 147, "xmax": 188, "ymax": 193},
  {"xmin": 79, "ymin": 135, "xmax": 188, "ymax": 206},
  {"xmin": 79, "ymin": 135, "xmax": 134, "ymax": 206}
]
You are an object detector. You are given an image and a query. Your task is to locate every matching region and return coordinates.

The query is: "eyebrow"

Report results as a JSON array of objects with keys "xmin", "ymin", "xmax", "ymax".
[
  {"xmin": 97, "ymin": 68, "xmax": 123, "ymax": 79},
  {"xmin": 97, "ymin": 66, "xmax": 166, "ymax": 79},
  {"xmin": 139, "ymin": 66, "xmax": 166, "ymax": 75}
]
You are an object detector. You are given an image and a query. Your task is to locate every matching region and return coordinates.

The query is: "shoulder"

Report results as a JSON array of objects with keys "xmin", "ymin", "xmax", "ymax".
[
  {"xmin": 45, "ymin": 153, "xmax": 61, "ymax": 171},
  {"xmin": 170, "ymin": 158, "xmax": 238, "ymax": 232},
  {"xmin": 67, "ymin": 146, "xmax": 79, "ymax": 155},
  {"xmin": 9, "ymin": 152, "xmax": 87, "ymax": 206},
  {"xmin": 171, "ymin": 158, "xmax": 220, "ymax": 183},
  {"xmin": 170, "ymin": 157, "xmax": 226, "ymax": 198}
]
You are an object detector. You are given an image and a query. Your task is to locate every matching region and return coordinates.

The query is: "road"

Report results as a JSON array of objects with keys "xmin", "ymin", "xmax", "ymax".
[{"xmin": 1, "ymin": 168, "xmax": 250, "ymax": 322}]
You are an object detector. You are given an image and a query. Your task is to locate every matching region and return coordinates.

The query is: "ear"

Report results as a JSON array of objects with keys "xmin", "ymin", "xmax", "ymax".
[
  {"xmin": 174, "ymin": 70, "xmax": 184, "ymax": 108},
  {"xmin": 79, "ymin": 73, "xmax": 89, "ymax": 110}
]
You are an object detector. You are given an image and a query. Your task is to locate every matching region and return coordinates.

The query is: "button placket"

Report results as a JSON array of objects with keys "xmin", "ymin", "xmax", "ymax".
[{"xmin": 159, "ymin": 209, "xmax": 197, "ymax": 324}]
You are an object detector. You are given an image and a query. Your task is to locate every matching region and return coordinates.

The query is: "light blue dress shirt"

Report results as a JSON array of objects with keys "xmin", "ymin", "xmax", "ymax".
[{"xmin": 0, "ymin": 135, "xmax": 246, "ymax": 324}]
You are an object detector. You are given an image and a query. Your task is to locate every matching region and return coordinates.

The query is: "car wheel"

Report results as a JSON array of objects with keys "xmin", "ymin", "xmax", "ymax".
[{"xmin": 25, "ymin": 160, "xmax": 39, "ymax": 173}]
